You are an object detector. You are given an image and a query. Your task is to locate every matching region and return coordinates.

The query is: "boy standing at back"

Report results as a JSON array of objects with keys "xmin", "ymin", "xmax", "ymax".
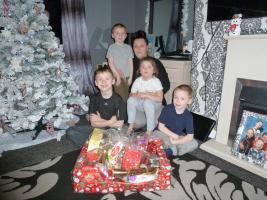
[
  {"xmin": 151, "ymin": 84, "xmax": 198, "ymax": 156},
  {"xmin": 66, "ymin": 65, "xmax": 126, "ymax": 147},
  {"xmin": 106, "ymin": 23, "xmax": 134, "ymax": 101}
]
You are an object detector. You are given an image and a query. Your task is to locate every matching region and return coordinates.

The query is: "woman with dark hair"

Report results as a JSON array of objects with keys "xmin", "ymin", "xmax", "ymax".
[
  {"xmin": 129, "ymin": 30, "xmax": 170, "ymax": 130},
  {"xmin": 131, "ymin": 30, "xmax": 170, "ymax": 105}
]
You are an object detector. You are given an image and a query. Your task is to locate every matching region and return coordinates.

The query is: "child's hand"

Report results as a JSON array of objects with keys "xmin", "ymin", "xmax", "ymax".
[
  {"xmin": 170, "ymin": 137, "xmax": 180, "ymax": 144},
  {"xmin": 171, "ymin": 134, "xmax": 179, "ymax": 140},
  {"xmin": 135, "ymin": 92, "xmax": 147, "ymax": 99},
  {"xmin": 169, "ymin": 134, "xmax": 179, "ymax": 144},
  {"xmin": 111, "ymin": 120, "xmax": 124, "ymax": 129},
  {"xmin": 90, "ymin": 113, "xmax": 101, "ymax": 121},
  {"xmin": 138, "ymin": 92, "xmax": 146, "ymax": 99},
  {"xmin": 109, "ymin": 115, "xmax": 117, "ymax": 125},
  {"xmin": 132, "ymin": 92, "xmax": 142, "ymax": 99}
]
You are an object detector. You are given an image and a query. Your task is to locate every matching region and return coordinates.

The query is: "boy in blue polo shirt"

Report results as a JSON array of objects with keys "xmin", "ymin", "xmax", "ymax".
[{"xmin": 151, "ymin": 84, "xmax": 198, "ymax": 156}]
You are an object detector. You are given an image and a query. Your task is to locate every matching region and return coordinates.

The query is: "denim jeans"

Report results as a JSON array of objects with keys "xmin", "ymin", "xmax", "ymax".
[{"xmin": 66, "ymin": 125, "xmax": 93, "ymax": 148}]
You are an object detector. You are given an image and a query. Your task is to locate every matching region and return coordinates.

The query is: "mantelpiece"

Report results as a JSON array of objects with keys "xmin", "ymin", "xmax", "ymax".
[{"xmin": 201, "ymin": 34, "xmax": 267, "ymax": 179}]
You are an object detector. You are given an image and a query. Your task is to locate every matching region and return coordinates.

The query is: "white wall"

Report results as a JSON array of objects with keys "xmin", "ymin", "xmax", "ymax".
[
  {"xmin": 84, "ymin": 0, "xmax": 147, "ymax": 68},
  {"xmin": 84, "ymin": 0, "xmax": 112, "ymax": 69},
  {"xmin": 153, "ymin": 0, "xmax": 172, "ymax": 46}
]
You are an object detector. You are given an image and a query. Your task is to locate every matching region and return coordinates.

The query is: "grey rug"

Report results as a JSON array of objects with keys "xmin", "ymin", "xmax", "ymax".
[
  {"xmin": 0, "ymin": 130, "xmax": 66, "ymax": 157},
  {"xmin": 0, "ymin": 136, "xmax": 78, "ymax": 175},
  {"xmin": 0, "ymin": 150, "xmax": 266, "ymax": 200}
]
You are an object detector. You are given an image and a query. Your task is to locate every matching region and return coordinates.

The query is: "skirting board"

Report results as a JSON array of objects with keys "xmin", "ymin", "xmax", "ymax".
[{"xmin": 200, "ymin": 139, "xmax": 267, "ymax": 179}]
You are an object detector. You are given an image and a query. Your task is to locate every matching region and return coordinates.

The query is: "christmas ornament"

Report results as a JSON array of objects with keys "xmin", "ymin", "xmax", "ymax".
[
  {"xmin": 33, "ymin": 3, "xmax": 41, "ymax": 14},
  {"xmin": 47, "ymin": 48, "xmax": 53, "ymax": 57},
  {"xmin": 73, "ymin": 104, "xmax": 79, "ymax": 110},
  {"xmin": 20, "ymin": 84, "xmax": 27, "ymax": 97},
  {"xmin": 55, "ymin": 67, "xmax": 62, "ymax": 78},
  {"xmin": 68, "ymin": 104, "xmax": 80, "ymax": 114},
  {"xmin": 19, "ymin": 22, "xmax": 29, "ymax": 35},
  {"xmin": 229, "ymin": 14, "xmax": 242, "ymax": 36},
  {"xmin": 3, "ymin": 0, "xmax": 10, "ymax": 17},
  {"xmin": 46, "ymin": 121, "xmax": 54, "ymax": 135}
]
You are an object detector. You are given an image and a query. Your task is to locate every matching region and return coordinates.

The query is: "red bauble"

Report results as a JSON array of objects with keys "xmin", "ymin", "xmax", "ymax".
[{"xmin": 46, "ymin": 121, "xmax": 54, "ymax": 135}]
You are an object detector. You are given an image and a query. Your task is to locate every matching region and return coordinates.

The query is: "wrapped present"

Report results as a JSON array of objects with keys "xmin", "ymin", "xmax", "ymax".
[
  {"xmin": 72, "ymin": 129, "xmax": 171, "ymax": 193},
  {"xmin": 87, "ymin": 128, "xmax": 103, "ymax": 151},
  {"xmin": 107, "ymin": 141, "xmax": 124, "ymax": 169},
  {"xmin": 121, "ymin": 149, "xmax": 142, "ymax": 171}
]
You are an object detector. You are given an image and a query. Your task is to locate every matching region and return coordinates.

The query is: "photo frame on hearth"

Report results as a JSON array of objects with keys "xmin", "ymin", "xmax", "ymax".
[{"xmin": 231, "ymin": 110, "xmax": 267, "ymax": 170}]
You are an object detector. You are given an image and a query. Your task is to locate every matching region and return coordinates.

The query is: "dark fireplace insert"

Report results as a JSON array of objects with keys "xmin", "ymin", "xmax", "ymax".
[{"xmin": 229, "ymin": 79, "xmax": 267, "ymax": 145}]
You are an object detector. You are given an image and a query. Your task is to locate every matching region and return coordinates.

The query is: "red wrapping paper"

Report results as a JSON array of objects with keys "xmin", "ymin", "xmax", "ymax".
[{"xmin": 72, "ymin": 139, "xmax": 171, "ymax": 193}]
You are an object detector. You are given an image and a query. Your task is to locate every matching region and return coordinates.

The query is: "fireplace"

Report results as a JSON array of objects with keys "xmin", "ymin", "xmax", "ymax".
[
  {"xmin": 229, "ymin": 79, "xmax": 267, "ymax": 146},
  {"xmin": 200, "ymin": 34, "xmax": 267, "ymax": 179}
]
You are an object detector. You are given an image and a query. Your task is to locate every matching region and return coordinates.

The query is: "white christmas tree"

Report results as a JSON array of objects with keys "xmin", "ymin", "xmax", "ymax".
[{"xmin": 0, "ymin": 0, "xmax": 89, "ymax": 133}]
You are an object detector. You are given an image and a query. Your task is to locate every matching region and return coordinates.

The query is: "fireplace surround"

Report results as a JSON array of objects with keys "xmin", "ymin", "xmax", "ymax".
[
  {"xmin": 201, "ymin": 34, "xmax": 267, "ymax": 179},
  {"xmin": 229, "ymin": 79, "xmax": 267, "ymax": 144}
]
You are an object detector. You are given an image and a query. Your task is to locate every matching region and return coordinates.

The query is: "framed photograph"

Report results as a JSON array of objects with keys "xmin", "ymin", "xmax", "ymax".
[{"xmin": 231, "ymin": 110, "xmax": 267, "ymax": 169}]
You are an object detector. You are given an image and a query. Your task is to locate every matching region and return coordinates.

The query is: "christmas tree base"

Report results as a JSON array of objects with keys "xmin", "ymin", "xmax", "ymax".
[{"xmin": 0, "ymin": 130, "xmax": 66, "ymax": 157}]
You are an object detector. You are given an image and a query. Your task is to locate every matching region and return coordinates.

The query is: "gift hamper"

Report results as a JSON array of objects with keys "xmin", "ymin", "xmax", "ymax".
[{"xmin": 72, "ymin": 128, "xmax": 171, "ymax": 193}]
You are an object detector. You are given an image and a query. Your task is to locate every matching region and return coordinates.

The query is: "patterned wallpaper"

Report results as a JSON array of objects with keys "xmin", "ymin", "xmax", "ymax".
[{"xmin": 190, "ymin": 0, "xmax": 267, "ymax": 132}]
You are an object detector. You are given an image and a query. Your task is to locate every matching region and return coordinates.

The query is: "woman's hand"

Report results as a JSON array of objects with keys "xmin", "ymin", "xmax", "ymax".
[
  {"xmin": 116, "ymin": 76, "xmax": 121, "ymax": 86},
  {"xmin": 127, "ymin": 78, "xmax": 132, "ymax": 86}
]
